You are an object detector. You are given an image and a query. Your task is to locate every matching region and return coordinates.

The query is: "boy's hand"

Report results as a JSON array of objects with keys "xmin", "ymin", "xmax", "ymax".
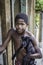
[
  {"xmin": 0, "ymin": 46, "xmax": 4, "ymax": 54},
  {"xmin": 20, "ymin": 48, "xmax": 26, "ymax": 56},
  {"xmin": 0, "ymin": 46, "xmax": 2, "ymax": 54}
]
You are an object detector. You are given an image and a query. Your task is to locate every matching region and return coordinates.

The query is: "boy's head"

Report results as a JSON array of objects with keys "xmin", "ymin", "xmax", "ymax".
[
  {"xmin": 15, "ymin": 13, "xmax": 28, "ymax": 25},
  {"xmin": 15, "ymin": 13, "xmax": 28, "ymax": 34}
]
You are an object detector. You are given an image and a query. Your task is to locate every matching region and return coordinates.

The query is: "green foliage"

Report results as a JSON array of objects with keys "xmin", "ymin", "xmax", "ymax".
[
  {"xmin": 35, "ymin": 0, "xmax": 43, "ymax": 26},
  {"xmin": 35, "ymin": 0, "xmax": 43, "ymax": 11},
  {"xmin": 35, "ymin": 13, "xmax": 40, "ymax": 27}
]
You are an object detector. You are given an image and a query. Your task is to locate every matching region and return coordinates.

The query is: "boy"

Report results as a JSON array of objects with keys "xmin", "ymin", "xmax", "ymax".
[{"xmin": 0, "ymin": 13, "xmax": 42, "ymax": 65}]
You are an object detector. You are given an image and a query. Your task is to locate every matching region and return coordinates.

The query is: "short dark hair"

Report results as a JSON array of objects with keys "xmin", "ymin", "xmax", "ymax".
[{"xmin": 15, "ymin": 13, "xmax": 28, "ymax": 25}]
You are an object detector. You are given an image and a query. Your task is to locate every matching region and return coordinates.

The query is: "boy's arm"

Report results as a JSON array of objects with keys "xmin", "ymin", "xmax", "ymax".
[
  {"xmin": 0, "ymin": 29, "xmax": 12, "ymax": 54},
  {"xmin": 29, "ymin": 35, "xmax": 42, "ymax": 59}
]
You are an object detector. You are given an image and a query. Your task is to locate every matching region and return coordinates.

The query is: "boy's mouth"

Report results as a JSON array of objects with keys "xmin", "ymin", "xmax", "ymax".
[
  {"xmin": 17, "ymin": 29, "xmax": 22, "ymax": 32},
  {"xmin": 16, "ymin": 29, "xmax": 24, "ymax": 33}
]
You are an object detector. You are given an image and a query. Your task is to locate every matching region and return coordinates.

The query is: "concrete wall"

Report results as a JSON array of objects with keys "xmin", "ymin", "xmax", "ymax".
[{"xmin": 0, "ymin": 16, "xmax": 3, "ymax": 65}]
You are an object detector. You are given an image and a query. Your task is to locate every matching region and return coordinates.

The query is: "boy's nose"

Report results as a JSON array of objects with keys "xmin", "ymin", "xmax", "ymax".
[{"xmin": 19, "ymin": 25, "xmax": 22, "ymax": 28}]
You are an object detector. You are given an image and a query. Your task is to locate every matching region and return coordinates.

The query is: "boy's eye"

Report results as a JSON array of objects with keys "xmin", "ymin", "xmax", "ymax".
[
  {"xmin": 20, "ymin": 23, "xmax": 24, "ymax": 25},
  {"xmin": 16, "ymin": 23, "xmax": 24, "ymax": 25}
]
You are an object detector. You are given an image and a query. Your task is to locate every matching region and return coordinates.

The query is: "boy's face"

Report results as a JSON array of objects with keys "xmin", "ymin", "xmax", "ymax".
[{"xmin": 15, "ymin": 19, "xmax": 27, "ymax": 34}]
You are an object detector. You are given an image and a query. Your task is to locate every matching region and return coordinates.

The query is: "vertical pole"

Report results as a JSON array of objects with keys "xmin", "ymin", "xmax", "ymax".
[{"xmin": 5, "ymin": 0, "xmax": 12, "ymax": 65}]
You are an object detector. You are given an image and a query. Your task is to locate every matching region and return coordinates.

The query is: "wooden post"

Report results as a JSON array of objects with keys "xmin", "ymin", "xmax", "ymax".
[
  {"xmin": 1, "ymin": 0, "xmax": 8, "ymax": 65},
  {"xmin": 28, "ymin": 0, "xmax": 35, "ymax": 34},
  {"xmin": 1, "ymin": 0, "xmax": 12, "ymax": 65},
  {"xmin": 5, "ymin": 0, "xmax": 12, "ymax": 65}
]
